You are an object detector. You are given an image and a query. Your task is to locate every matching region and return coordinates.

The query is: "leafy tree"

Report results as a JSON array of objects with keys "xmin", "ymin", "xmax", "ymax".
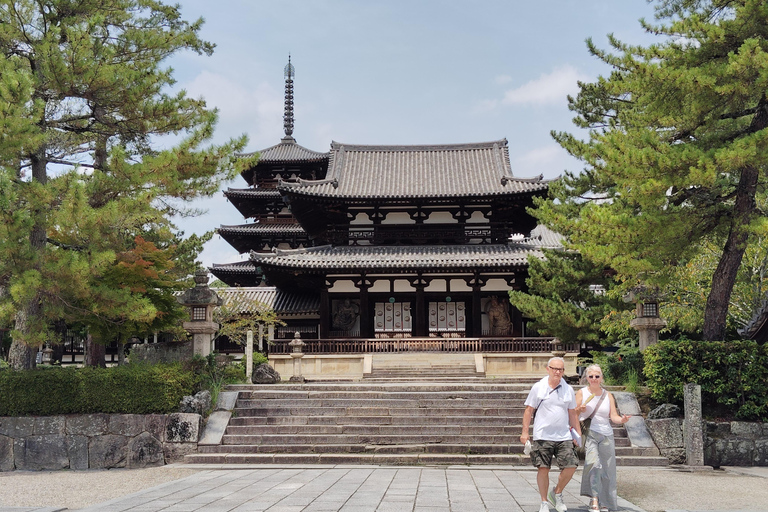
[
  {"xmin": 214, "ymin": 302, "xmax": 283, "ymax": 349},
  {"xmin": 0, "ymin": 0, "xmax": 250, "ymax": 369},
  {"xmin": 509, "ymin": 248, "xmax": 631, "ymax": 347},
  {"xmin": 540, "ymin": 0, "xmax": 768, "ymax": 341}
]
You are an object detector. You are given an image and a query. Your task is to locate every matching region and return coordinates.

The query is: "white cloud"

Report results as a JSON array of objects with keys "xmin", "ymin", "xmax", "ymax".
[
  {"xmin": 513, "ymin": 144, "xmax": 572, "ymax": 179},
  {"xmin": 502, "ymin": 66, "xmax": 589, "ymax": 107},
  {"xmin": 184, "ymin": 71, "xmax": 283, "ymax": 148}
]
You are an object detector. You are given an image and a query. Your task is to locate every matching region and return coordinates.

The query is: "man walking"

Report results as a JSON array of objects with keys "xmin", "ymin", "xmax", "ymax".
[{"xmin": 521, "ymin": 357, "xmax": 581, "ymax": 512}]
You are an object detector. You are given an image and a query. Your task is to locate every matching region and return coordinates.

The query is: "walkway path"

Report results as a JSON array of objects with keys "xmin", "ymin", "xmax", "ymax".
[{"xmin": 2, "ymin": 465, "xmax": 766, "ymax": 512}]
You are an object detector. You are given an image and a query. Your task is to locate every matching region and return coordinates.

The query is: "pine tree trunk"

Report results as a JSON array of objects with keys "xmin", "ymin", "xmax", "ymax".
[
  {"xmin": 8, "ymin": 307, "xmax": 38, "ymax": 370},
  {"xmin": 702, "ymin": 97, "xmax": 768, "ymax": 340},
  {"xmin": 84, "ymin": 333, "xmax": 106, "ymax": 368},
  {"xmin": 9, "ymin": 150, "xmax": 49, "ymax": 370}
]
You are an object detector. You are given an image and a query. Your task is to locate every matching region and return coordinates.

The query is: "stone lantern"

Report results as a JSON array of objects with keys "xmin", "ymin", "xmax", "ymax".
[
  {"xmin": 288, "ymin": 332, "xmax": 306, "ymax": 383},
  {"xmin": 177, "ymin": 268, "xmax": 224, "ymax": 357},
  {"xmin": 624, "ymin": 287, "xmax": 667, "ymax": 351}
]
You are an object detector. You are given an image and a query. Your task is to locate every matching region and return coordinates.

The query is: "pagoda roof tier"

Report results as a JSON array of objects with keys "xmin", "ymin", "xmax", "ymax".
[
  {"xmin": 278, "ymin": 139, "xmax": 550, "ymax": 200},
  {"xmin": 212, "ymin": 286, "xmax": 319, "ymax": 316},
  {"xmin": 239, "ymin": 136, "xmax": 329, "ymax": 186},
  {"xmin": 224, "ymin": 187, "xmax": 285, "ymax": 219},
  {"xmin": 249, "ymin": 243, "xmax": 547, "ymax": 273},
  {"xmin": 209, "ymin": 260, "xmax": 262, "ymax": 287},
  {"xmin": 217, "ymin": 221, "xmax": 309, "ymax": 253}
]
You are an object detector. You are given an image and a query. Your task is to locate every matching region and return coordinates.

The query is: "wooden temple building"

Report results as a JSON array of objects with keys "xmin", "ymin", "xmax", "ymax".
[{"xmin": 210, "ymin": 58, "xmax": 574, "ymax": 377}]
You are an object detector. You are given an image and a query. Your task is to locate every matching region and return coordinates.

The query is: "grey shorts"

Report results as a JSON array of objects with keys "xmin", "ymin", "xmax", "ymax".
[{"xmin": 530, "ymin": 440, "xmax": 579, "ymax": 469}]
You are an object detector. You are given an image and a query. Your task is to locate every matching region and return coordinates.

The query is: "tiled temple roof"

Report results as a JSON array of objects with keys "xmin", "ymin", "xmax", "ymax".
[
  {"xmin": 249, "ymin": 243, "xmax": 545, "ymax": 272},
  {"xmin": 278, "ymin": 139, "xmax": 549, "ymax": 200},
  {"xmin": 212, "ymin": 286, "xmax": 319, "ymax": 315},
  {"xmin": 240, "ymin": 136, "xmax": 328, "ymax": 164},
  {"xmin": 218, "ymin": 221, "xmax": 306, "ymax": 235},
  {"xmin": 224, "ymin": 188, "xmax": 282, "ymax": 199}
]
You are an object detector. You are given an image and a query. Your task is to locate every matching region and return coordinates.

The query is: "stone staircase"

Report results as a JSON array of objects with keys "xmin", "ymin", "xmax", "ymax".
[{"xmin": 185, "ymin": 375, "xmax": 668, "ymax": 466}]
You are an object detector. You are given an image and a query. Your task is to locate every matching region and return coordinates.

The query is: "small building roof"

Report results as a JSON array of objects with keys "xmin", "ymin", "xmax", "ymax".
[
  {"xmin": 249, "ymin": 243, "xmax": 545, "ymax": 272},
  {"xmin": 240, "ymin": 136, "xmax": 329, "ymax": 165},
  {"xmin": 212, "ymin": 286, "xmax": 319, "ymax": 316},
  {"xmin": 218, "ymin": 221, "xmax": 306, "ymax": 236},
  {"xmin": 278, "ymin": 139, "xmax": 549, "ymax": 200}
]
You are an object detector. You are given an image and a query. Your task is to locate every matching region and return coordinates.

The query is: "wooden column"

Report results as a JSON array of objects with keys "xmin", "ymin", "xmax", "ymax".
[
  {"xmin": 411, "ymin": 274, "xmax": 428, "ymax": 337},
  {"xmin": 469, "ymin": 274, "xmax": 485, "ymax": 337},
  {"xmin": 357, "ymin": 277, "xmax": 372, "ymax": 338},
  {"xmin": 319, "ymin": 281, "xmax": 330, "ymax": 339}
]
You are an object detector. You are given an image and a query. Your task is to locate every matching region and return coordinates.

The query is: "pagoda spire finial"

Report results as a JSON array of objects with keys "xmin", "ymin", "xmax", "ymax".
[{"xmin": 283, "ymin": 54, "xmax": 295, "ymax": 139}]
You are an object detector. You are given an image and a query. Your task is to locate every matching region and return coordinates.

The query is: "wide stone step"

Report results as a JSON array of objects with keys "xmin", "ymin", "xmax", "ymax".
[
  {"xmin": 236, "ymin": 397, "xmax": 524, "ymax": 409},
  {"xmin": 235, "ymin": 391, "xmax": 531, "ymax": 401},
  {"xmin": 184, "ymin": 452, "xmax": 531, "ymax": 465},
  {"xmin": 227, "ymin": 414, "xmax": 522, "ymax": 426},
  {"xmin": 222, "ymin": 433, "xmax": 522, "ymax": 445},
  {"xmin": 227, "ymin": 383, "xmax": 536, "ymax": 392},
  {"xmin": 233, "ymin": 406, "xmax": 524, "ymax": 417},
  {"xmin": 200, "ymin": 441, "xmax": 640, "ymax": 455}
]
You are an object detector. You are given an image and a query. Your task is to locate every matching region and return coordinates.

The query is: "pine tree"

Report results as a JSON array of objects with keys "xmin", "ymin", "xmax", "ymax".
[
  {"xmin": 508, "ymin": 249, "xmax": 628, "ymax": 347},
  {"xmin": 540, "ymin": 0, "xmax": 768, "ymax": 341},
  {"xmin": 0, "ymin": 0, "xmax": 248, "ymax": 368}
]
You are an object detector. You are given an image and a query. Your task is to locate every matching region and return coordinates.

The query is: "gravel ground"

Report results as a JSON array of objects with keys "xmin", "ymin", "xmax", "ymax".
[
  {"xmin": 616, "ymin": 466, "xmax": 768, "ymax": 512},
  {"xmin": 0, "ymin": 465, "xmax": 766, "ymax": 511},
  {"xmin": 0, "ymin": 466, "xmax": 201, "ymax": 510}
]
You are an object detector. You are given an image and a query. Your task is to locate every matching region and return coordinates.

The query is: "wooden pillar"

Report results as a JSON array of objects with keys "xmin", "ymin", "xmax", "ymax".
[
  {"xmin": 358, "ymin": 277, "xmax": 372, "ymax": 338},
  {"xmin": 411, "ymin": 274, "xmax": 428, "ymax": 337},
  {"xmin": 470, "ymin": 274, "xmax": 485, "ymax": 337},
  {"xmin": 320, "ymin": 282, "xmax": 330, "ymax": 339}
]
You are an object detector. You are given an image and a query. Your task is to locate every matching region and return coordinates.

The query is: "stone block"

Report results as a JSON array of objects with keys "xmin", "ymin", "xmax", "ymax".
[
  {"xmin": 704, "ymin": 438, "xmax": 754, "ymax": 468},
  {"xmin": 648, "ymin": 403, "xmax": 681, "ymax": 419},
  {"xmin": 646, "ymin": 418, "xmax": 683, "ymax": 450},
  {"xmin": 144, "ymin": 414, "xmax": 167, "ymax": 442},
  {"xmin": 705, "ymin": 421, "xmax": 731, "ymax": 438},
  {"xmin": 659, "ymin": 447, "xmax": 686, "ymax": 465},
  {"xmin": 162, "ymin": 441, "xmax": 197, "ymax": 463},
  {"xmin": 6, "ymin": 417, "xmax": 35, "ymax": 438},
  {"xmin": 88, "ymin": 434, "xmax": 128, "ymax": 469},
  {"xmin": 0, "ymin": 434, "xmax": 14, "ymax": 471},
  {"xmin": 730, "ymin": 421, "xmax": 763, "ymax": 439},
  {"xmin": 109, "ymin": 414, "xmax": 145, "ymax": 436},
  {"xmin": 14, "ymin": 435, "xmax": 69, "ymax": 471},
  {"xmin": 755, "ymin": 438, "xmax": 768, "ymax": 466},
  {"xmin": 127, "ymin": 432, "xmax": 164, "ymax": 468},
  {"xmin": 67, "ymin": 435, "xmax": 89, "ymax": 470},
  {"xmin": 0, "ymin": 417, "xmax": 16, "ymax": 437},
  {"xmin": 165, "ymin": 413, "xmax": 201, "ymax": 443},
  {"xmin": 33, "ymin": 416, "xmax": 66, "ymax": 435},
  {"xmin": 66, "ymin": 413, "xmax": 108, "ymax": 435}
]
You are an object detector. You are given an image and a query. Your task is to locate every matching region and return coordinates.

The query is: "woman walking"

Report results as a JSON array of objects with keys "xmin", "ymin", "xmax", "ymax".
[{"xmin": 575, "ymin": 364, "xmax": 631, "ymax": 512}]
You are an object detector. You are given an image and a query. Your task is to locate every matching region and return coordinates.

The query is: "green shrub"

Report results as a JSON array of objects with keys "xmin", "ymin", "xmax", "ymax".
[
  {"xmin": 644, "ymin": 338, "xmax": 768, "ymax": 421},
  {"xmin": 589, "ymin": 348, "xmax": 645, "ymax": 387},
  {"xmin": 0, "ymin": 363, "xmax": 197, "ymax": 416}
]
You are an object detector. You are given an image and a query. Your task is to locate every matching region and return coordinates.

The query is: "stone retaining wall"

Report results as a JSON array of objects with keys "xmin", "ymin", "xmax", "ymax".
[
  {"xmin": 0, "ymin": 413, "xmax": 201, "ymax": 471},
  {"xmin": 646, "ymin": 418, "xmax": 768, "ymax": 467}
]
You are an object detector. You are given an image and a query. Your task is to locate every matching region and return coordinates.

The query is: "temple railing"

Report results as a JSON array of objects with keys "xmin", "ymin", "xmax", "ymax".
[{"xmin": 269, "ymin": 337, "xmax": 576, "ymax": 354}]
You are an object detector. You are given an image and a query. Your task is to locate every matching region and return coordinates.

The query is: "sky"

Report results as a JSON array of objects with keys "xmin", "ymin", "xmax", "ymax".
[{"xmin": 166, "ymin": 0, "xmax": 661, "ymax": 273}]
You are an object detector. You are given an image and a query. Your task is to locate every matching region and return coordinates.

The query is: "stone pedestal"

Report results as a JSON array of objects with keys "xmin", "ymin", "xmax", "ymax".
[{"xmin": 630, "ymin": 316, "xmax": 668, "ymax": 351}]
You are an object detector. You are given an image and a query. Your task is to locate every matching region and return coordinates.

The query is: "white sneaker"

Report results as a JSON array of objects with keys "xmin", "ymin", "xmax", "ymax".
[
  {"xmin": 539, "ymin": 502, "xmax": 551, "ymax": 512},
  {"xmin": 547, "ymin": 487, "xmax": 567, "ymax": 512}
]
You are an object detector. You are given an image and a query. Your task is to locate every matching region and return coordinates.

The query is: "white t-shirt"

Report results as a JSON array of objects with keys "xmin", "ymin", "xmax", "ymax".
[
  {"xmin": 578, "ymin": 387, "xmax": 613, "ymax": 437},
  {"xmin": 524, "ymin": 376, "xmax": 576, "ymax": 442}
]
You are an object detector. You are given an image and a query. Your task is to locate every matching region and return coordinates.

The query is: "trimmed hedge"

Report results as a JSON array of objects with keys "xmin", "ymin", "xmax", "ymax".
[
  {"xmin": 644, "ymin": 338, "xmax": 768, "ymax": 421},
  {"xmin": 0, "ymin": 363, "xmax": 198, "ymax": 416}
]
